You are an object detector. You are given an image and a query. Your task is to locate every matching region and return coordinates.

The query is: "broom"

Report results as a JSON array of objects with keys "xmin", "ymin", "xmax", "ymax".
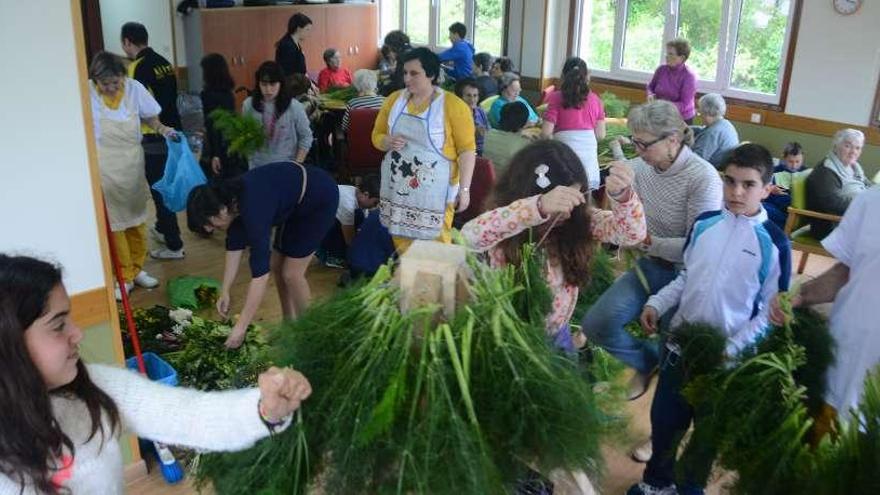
[{"xmin": 103, "ymin": 203, "xmax": 184, "ymax": 484}]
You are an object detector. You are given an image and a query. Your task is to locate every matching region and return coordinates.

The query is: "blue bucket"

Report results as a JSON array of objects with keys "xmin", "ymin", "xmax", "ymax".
[{"xmin": 126, "ymin": 352, "xmax": 178, "ymax": 387}]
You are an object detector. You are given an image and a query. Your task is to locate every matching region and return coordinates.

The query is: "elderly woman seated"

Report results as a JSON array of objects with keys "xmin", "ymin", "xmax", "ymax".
[
  {"xmin": 806, "ymin": 128, "xmax": 873, "ymax": 239},
  {"xmin": 691, "ymin": 93, "xmax": 739, "ymax": 168},
  {"xmin": 342, "ymin": 69, "xmax": 385, "ymax": 132},
  {"xmin": 488, "ymin": 72, "xmax": 539, "ymax": 128}
]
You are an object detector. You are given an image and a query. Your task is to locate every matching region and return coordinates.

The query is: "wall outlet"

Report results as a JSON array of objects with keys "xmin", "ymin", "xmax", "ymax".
[{"xmin": 750, "ymin": 113, "xmax": 762, "ymax": 124}]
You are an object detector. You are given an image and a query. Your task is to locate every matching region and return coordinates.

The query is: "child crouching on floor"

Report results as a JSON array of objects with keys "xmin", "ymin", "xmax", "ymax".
[{"xmin": 629, "ymin": 143, "xmax": 792, "ymax": 495}]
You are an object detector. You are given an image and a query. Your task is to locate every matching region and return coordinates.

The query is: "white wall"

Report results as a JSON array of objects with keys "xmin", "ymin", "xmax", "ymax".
[
  {"xmin": 519, "ymin": 0, "xmax": 545, "ymax": 78},
  {"xmin": 505, "ymin": 0, "xmax": 524, "ymax": 69},
  {"xmin": 0, "ymin": 0, "xmax": 106, "ymax": 294},
  {"xmin": 786, "ymin": 1, "xmax": 880, "ymax": 125},
  {"xmin": 543, "ymin": 0, "xmax": 569, "ymax": 79},
  {"xmin": 100, "ymin": 0, "xmax": 177, "ymax": 64}
]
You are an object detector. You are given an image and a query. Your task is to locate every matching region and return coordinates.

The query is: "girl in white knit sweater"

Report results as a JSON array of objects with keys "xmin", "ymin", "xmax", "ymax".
[{"xmin": 0, "ymin": 254, "xmax": 312, "ymax": 494}]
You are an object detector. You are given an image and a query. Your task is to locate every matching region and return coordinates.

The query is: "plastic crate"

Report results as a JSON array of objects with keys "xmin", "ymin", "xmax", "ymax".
[{"xmin": 126, "ymin": 352, "xmax": 178, "ymax": 387}]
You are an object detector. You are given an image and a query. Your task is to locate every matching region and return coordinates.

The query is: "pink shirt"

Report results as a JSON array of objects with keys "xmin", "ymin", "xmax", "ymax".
[{"xmin": 542, "ymin": 90, "xmax": 606, "ymax": 132}]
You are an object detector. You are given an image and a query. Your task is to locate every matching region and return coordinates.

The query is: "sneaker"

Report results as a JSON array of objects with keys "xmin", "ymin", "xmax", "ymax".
[
  {"xmin": 133, "ymin": 271, "xmax": 159, "ymax": 289},
  {"xmin": 626, "ymin": 481, "xmax": 677, "ymax": 495},
  {"xmin": 114, "ymin": 282, "xmax": 134, "ymax": 301},
  {"xmin": 149, "ymin": 225, "xmax": 166, "ymax": 245},
  {"xmin": 628, "ymin": 367, "xmax": 658, "ymax": 401},
  {"xmin": 323, "ymin": 256, "xmax": 346, "ymax": 269},
  {"xmin": 630, "ymin": 438, "xmax": 653, "ymax": 463},
  {"xmin": 150, "ymin": 247, "xmax": 185, "ymax": 260}
]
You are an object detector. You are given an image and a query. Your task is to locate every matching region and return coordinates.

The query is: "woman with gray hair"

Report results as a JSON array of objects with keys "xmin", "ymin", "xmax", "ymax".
[
  {"xmin": 691, "ymin": 93, "xmax": 739, "ymax": 168},
  {"xmin": 341, "ymin": 69, "xmax": 385, "ymax": 132},
  {"xmin": 582, "ymin": 100, "xmax": 722, "ymax": 397},
  {"xmin": 488, "ymin": 72, "xmax": 539, "ymax": 128},
  {"xmin": 88, "ymin": 51, "xmax": 177, "ymax": 300},
  {"xmin": 806, "ymin": 128, "xmax": 873, "ymax": 239}
]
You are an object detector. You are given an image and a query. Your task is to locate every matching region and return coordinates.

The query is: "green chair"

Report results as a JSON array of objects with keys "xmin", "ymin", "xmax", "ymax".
[{"xmin": 783, "ymin": 169, "xmax": 842, "ymax": 274}]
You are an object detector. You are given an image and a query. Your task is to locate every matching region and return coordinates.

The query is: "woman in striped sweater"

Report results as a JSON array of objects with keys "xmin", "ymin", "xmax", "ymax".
[
  {"xmin": 341, "ymin": 69, "xmax": 386, "ymax": 132},
  {"xmin": 582, "ymin": 100, "xmax": 722, "ymax": 401}
]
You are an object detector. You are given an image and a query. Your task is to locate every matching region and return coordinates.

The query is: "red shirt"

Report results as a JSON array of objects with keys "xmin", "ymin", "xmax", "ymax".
[{"xmin": 318, "ymin": 67, "xmax": 353, "ymax": 92}]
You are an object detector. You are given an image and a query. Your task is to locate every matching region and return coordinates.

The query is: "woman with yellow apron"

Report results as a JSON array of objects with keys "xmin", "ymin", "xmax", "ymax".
[
  {"xmin": 372, "ymin": 48, "xmax": 476, "ymax": 252},
  {"xmin": 88, "ymin": 52, "xmax": 176, "ymax": 299}
]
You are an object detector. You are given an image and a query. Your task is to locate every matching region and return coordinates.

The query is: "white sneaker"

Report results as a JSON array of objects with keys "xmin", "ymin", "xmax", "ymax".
[
  {"xmin": 149, "ymin": 225, "xmax": 166, "ymax": 245},
  {"xmin": 150, "ymin": 247, "xmax": 185, "ymax": 260},
  {"xmin": 630, "ymin": 438, "xmax": 653, "ymax": 463},
  {"xmin": 114, "ymin": 282, "xmax": 134, "ymax": 301},
  {"xmin": 133, "ymin": 271, "xmax": 159, "ymax": 289}
]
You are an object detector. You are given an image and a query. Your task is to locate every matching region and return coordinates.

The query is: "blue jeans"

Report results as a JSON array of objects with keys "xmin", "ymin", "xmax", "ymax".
[
  {"xmin": 643, "ymin": 338, "xmax": 713, "ymax": 494},
  {"xmin": 581, "ymin": 257, "xmax": 678, "ymax": 374}
]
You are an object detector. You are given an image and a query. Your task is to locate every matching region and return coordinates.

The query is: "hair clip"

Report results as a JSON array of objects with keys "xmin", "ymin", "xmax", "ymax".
[{"xmin": 535, "ymin": 164, "xmax": 551, "ymax": 189}]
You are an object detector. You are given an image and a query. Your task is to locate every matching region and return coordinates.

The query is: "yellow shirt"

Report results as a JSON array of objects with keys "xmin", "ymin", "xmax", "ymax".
[{"xmin": 371, "ymin": 89, "xmax": 476, "ymax": 184}]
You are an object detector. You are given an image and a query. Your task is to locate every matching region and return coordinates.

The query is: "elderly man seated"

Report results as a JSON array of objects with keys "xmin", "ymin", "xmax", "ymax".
[
  {"xmin": 691, "ymin": 93, "xmax": 739, "ymax": 168},
  {"xmin": 806, "ymin": 128, "xmax": 873, "ymax": 239}
]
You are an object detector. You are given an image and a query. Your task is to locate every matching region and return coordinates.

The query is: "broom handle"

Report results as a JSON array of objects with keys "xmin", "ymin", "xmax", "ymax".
[{"xmin": 103, "ymin": 202, "xmax": 147, "ymax": 375}]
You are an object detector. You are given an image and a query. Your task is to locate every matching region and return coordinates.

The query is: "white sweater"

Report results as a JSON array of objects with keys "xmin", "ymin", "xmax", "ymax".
[{"xmin": 0, "ymin": 364, "xmax": 287, "ymax": 494}]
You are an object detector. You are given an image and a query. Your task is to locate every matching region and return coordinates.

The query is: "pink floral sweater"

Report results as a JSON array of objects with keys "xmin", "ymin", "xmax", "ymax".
[{"xmin": 461, "ymin": 193, "xmax": 646, "ymax": 333}]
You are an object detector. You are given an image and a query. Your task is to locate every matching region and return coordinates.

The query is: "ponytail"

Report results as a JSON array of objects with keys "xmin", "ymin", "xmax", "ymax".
[{"xmin": 560, "ymin": 57, "xmax": 590, "ymax": 109}]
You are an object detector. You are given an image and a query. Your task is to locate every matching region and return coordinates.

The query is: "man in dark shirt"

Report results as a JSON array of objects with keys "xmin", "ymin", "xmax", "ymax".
[{"xmin": 122, "ymin": 22, "xmax": 185, "ymax": 259}]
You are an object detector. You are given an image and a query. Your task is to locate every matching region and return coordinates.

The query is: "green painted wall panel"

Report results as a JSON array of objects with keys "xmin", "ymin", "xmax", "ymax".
[{"xmin": 731, "ymin": 121, "xmax": 880, "ymax": 179}]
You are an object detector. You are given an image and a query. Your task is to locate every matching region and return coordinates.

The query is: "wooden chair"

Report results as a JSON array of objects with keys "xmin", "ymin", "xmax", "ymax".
[
  {"xmin": 782, "ymin": 169, "xmax": 842, "ymax": 274},
  {"xmin": 342, "ymin": 107, "xmax": 384, "ymax": 178}
]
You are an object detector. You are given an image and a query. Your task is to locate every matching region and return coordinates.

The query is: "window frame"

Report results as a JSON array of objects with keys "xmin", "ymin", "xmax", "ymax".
[
  {"xmin": 573, "ymin": 0, "xmax": 801, "ymax": 107},
  {"xmin": 380, "ymin": 0, "xmax": 507, "ymax": 55}
]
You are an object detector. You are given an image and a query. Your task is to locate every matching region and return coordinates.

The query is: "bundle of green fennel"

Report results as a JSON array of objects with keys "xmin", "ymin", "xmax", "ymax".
[{"xmin": 194, "ymin": 244, "xmax": 608, "ymax": 494}]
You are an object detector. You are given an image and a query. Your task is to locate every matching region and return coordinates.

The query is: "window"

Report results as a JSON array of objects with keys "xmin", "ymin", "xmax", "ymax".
[
  {"xmin": 379, "ymin": 0, "xmax": 507, "ymax": 56},
  {"xmin": 575, "ymin": 0, "xmax": 797, "ymax": 104}
]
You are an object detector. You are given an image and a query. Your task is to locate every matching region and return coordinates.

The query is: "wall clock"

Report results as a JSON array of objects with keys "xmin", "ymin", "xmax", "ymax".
[{"xmin": 833, "ymin": 0, "xmax": 863, "ymax": 15}]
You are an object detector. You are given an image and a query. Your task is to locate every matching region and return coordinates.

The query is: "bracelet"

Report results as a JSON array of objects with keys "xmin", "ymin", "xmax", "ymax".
[
  {"xmin": 608, "ymin": 187, "xmax": 628, "ymax": 200},
  {"xmin": 536, "ymin": 195, "xmax": 546, "ymax": 217},
  {"xmin": 258, "ymin": 399, "xmax": 286, "ymax": 434}
]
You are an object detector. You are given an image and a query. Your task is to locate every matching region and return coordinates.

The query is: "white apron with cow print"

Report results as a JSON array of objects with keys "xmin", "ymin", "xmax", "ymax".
[{"xmin": 379, "ymin": 88, "xmax": 457, "ymax": 239}]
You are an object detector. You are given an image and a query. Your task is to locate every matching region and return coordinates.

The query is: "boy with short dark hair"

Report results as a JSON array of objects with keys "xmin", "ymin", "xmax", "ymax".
[
  {"xmin": 319, "ymin": 175, "xmax": 381, "ymax": 268},
  {"xmin": 629, "ymin": 143, "xmax": 791, "ymax": 495},
  {"xmin": 438, "ymin": 22, "xmax": 474, "ymax": 81}
]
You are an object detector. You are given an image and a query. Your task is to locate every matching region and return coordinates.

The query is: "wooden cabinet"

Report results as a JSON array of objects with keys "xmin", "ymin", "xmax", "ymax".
[{"xmin": 184, "ymin": 3, "xmax": 379, "ymax": 92}]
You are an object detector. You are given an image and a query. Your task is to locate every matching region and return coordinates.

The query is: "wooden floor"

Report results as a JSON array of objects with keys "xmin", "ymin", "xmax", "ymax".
[{"xmin": 124, "ymin": 209, "xmax": 836, "ymax": 494}]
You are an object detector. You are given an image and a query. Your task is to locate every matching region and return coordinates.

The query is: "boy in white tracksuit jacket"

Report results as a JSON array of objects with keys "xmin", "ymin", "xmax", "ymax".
[{"xmin": 628, "ymin": 144, "xmax": 792, "ymax": 495}]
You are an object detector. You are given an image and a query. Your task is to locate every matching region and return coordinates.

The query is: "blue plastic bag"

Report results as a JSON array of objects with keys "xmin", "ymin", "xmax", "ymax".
[{"xmin": 152, "ymin": 135, "xmax": 207, "ymax": 212}]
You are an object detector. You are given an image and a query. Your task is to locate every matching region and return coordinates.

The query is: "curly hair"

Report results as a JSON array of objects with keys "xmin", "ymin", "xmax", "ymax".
[{"xmin": 490, "ymin": 140, "xmax": 593, "ymax": 286}]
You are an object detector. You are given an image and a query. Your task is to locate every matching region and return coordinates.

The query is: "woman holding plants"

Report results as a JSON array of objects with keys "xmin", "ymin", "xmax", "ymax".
[
  {"xmin": 372, "ymin": 47, "xmax": 476, "ymax": 252},
  {"xmin": 242, "ymin": 61, "xmax": 313, "ymax": 169},
  {"xmin": 461, "ymin": 139, "xmax": 646, "ymax": 351},
  {"xmin": 186, "ymin": 162, "xmax": 339, "ymax": 349},
  {"xmin": 0, "ymin": 254, "xmax": 312, "ymax": 493}
]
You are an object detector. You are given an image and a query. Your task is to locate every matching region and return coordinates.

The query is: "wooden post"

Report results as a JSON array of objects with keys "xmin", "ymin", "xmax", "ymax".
[{"xmin": 398, "ymin": 240, "xmax": 469, "ymax": 318}]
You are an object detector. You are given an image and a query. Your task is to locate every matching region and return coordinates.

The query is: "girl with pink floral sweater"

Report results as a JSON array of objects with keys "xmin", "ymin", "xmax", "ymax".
[{"xmin": 462, "ymin": 140, "xmax": 646, "ymax": 350}]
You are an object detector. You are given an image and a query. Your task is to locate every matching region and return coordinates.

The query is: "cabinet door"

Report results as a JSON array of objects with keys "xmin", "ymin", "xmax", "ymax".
[
  {"xmin": 200, "ymin": 10, "xmax": 268, "ymax": 90},
  {"xmin": 325, "ymin": 4, "xmax": 379, "ymax": 72}
]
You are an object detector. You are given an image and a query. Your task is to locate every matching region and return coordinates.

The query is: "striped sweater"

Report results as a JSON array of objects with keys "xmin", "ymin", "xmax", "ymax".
[
  {"xmin": 342, "ymin": 94, "xmax": 386, "ymax": 131},
  {"xmin": 628, "ymin": 146, "xmax": 723, "ymax": 263}
]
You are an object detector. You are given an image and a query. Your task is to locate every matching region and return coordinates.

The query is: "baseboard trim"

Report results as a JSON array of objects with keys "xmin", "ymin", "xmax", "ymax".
[{"xmin": 124, "ymin": 459, "xmax": 148, "ymax": 484}]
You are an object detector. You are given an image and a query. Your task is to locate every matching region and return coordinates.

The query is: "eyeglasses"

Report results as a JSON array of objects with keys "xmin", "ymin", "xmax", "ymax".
[{"xmin": 631, "ymin": 134, "xmax": 668, "ymax": 150}]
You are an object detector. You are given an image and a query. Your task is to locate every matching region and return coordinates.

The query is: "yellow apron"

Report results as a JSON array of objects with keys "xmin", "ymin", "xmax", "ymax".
[{"xmin": 96, "ymin": 93, "xmax": 150, "ymax": 232}]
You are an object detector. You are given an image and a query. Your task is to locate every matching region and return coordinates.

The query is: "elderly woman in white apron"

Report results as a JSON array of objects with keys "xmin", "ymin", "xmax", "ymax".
[
  {"xmin": 371, "ymin": 47, "xmax": 476, "ymax": 252},
  {"xmin": 88, "ymin": 52, "xmax": 176, "ymax": 299},
  {"xmin": 541, "ymin": 57, "xmax": 606, "ymax": 191}
]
